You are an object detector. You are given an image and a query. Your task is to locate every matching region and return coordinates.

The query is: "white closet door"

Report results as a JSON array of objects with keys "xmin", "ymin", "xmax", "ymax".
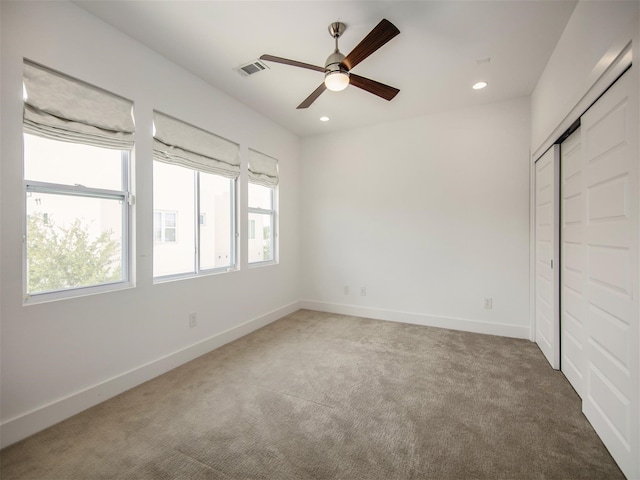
[
  {"xmin": 560, "ymin": 128, "xmax": 585, "ymax": 396},
  {"xmin": 581, "ymin": 70, "xmax": 638, "ymax": 479},
  {"xmin": 534, "ymin": 146, "xmax": 559, "ymax": 369}
]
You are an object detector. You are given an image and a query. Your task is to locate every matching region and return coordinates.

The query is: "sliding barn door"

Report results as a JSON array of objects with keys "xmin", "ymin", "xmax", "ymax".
[
  {"xmin": 560, "ymin": 128, "xmax": 585, "ymax": 397},
  {"xmin": 534, "ymin": 146, "xmax": 559, "ymax": 369},
  {"xmin": 580, "ymin": 70, "xmax": 638, "ymax": 479}
]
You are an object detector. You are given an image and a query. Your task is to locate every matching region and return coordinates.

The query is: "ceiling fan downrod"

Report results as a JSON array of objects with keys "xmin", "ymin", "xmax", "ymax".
[{"xmin": 328, "ymin": 22, "xmax": 346, "ymax": 42}]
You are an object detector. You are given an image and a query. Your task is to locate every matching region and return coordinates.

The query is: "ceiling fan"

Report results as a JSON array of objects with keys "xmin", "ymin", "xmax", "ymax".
[{"xmin": 260, "ymin": 19, "xmax": 400, "ymax": 109}]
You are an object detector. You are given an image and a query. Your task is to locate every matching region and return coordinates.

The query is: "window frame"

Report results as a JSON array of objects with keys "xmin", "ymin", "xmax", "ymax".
[
  {"xmin": 23, "ymin": 145, "xmax": 133, "ymax": 304},
  {"xmin": 152, "ymin": 163, "xmax": 237, "ymax": 282},
  {"xmin": 248, "ymin": 183, "xmax": 277, "ymax": 266},
  {"xmin": 249, "ymin": 219, "xmax": 256, "ymax": 240}
]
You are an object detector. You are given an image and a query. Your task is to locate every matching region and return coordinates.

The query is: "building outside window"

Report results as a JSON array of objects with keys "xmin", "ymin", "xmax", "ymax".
[
  {"xmin": 154, "ymin": 211, "xmax": 177, "ymax": 243},
  {"xmin": 22, "ymin": 61, "xmax": 134, "ymax": 302}
]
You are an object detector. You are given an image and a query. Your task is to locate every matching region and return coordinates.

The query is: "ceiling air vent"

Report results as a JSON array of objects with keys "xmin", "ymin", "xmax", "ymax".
[{"xmin": 234, "ymin": 60, "xmax": 269, "ymax": 77}]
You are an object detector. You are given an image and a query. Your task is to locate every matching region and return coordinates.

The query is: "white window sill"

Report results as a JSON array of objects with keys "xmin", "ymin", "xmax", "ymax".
[
  {"xmin": 153, "ymin": 266, "xmax": 239, "ymax": 285},
  {"xmin": 24, "ymin": 281, "xmax": 134, "ymax": 306},
  {"xmin": 248, "ymin": 260, "xmax": 278, "ymax": 269}
]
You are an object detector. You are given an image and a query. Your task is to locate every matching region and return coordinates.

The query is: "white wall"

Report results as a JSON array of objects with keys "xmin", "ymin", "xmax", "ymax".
[
  {"xmin": 531, "ymin": 0, "xmax": 640, "ymax": 155},
  {"xmin": 0, "ymin": 1, "xmax": 301, "ymax": 447},
  {"xmin": 300, "ymin": 97, "xmax": 531, "ymax": 339}
]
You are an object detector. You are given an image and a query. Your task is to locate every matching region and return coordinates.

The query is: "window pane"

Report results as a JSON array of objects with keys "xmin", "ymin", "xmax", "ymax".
[
  {"xmin": 248, "ymin": 212, "xmax": 273, "ymax": 263},
  {"xmin": 153, "ymin": 162, "xmax": 195, "ymax": 277},
  {"xmin": 24, "ymin": 134, "xmax": 123, "ymax": 190},
  {"xmin": 153, "ymin": 212, "xmax": 162, "ymax": 242},
  {"xmin": 165, "ymin": 227, "xmax": 176, "ymax": 243},
  {"xmin": 26, "ymin": 192, "xmax": 123, "ymax": 294},
  {"xmin": 200, "ymin": 172, "xmax": 233, "ymax": 270},
  {"xmin": 248, "ymin": 183, "xmax": 272, "ymax": 210}
]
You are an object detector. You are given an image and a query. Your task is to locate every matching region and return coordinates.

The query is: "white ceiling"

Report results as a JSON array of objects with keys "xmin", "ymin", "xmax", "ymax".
[{"xmin": 74, "ymin": 1, "xmax": 577, "ymax": 137}]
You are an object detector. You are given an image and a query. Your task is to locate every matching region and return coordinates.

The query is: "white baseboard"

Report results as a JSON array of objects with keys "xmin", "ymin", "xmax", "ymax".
[
  {"xmin": 301, "ymin": 300, "xmax": 530, "ymax": 340},
  {"xmin": 0, "ymin": 301, "xmax": 301, "ymax": 449}
]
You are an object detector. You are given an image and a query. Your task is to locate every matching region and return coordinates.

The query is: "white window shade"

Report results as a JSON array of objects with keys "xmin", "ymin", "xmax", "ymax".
[
  {"xmin": 248, "ymin": 149, "xmax": 278, "ymax": 187},
  {"xmin": 23, "ymin": 62, "xmax": 134, "ymax": 150},
  {"xmin": 153, "ymin": 111, "xmax": 240, "ymax": 179}
]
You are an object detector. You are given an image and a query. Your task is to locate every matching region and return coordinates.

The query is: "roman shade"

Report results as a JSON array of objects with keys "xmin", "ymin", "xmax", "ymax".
[
  {"xmin": 23, "ymin": 61, "xmax": 135, "ymax": 150},
  {"xmin": 248, "ymin": 149, "xmax": 279, "ymax": 188},
  {"xmin": 153, "ymin": 111, "xmax": 240, "ymax": 179}
]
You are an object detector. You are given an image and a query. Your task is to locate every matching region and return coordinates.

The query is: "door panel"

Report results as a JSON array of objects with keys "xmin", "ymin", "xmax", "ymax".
[
  {"xmin": 535, "ymin": 146, "xmax": 559, "ymax": 369},
  {"xmin": 581, "ymin": 70, "xmax": 638, "ymax": 479},
  {"xmin": 561, "ymin": 128, "xmax": 585, "ymax": 395}
]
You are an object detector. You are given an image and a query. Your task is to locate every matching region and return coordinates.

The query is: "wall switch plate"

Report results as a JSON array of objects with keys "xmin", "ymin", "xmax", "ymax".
[
  {"xmin": 360, "ymin": 287, "xmax": 367, "ymax": 296},
  {"xmin": 344, "ymin": 286, "xmax": 350, "ymax": 295},
  {"xmin": 189, "ymin": 313, "xmax": 197, "ymax": 327},
  {"xmin": 484, "ymin": 298, "xmax": 492, "ymax": 309}
]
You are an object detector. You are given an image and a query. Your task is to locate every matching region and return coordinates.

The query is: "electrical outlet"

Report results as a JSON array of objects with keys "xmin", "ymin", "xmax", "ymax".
[
  {"xmin": 189, "ymin": 313, "xmax": 197, "ymax": 328},
  {"xmin": 360, "ymin": 287, "xmax": 367, "ymax": 296},
  {"xmin": 344, "ymin": 286, "xmax": 350, "ymax": 295},
  {"xmin": 484, "ymin": 298, "xmax": 492, "ymax": 309}
]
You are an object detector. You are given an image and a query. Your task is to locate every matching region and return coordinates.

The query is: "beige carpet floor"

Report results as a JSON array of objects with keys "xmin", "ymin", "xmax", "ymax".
[{"xmin": 0, "ymin": 309, "xmax": 624, "ymax": 479}]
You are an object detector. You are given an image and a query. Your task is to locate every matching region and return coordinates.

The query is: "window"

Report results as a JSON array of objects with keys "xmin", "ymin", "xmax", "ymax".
[
  {"xmin": 248, "ymin": 184, "xmax": 275, "ymax": 263},
  {"xmin": 153, "ymin": 111, "xmax": 239, "ymax": 279},
  {"xmin": 154, "ymin": 211, "xmax": 177, "ymax": 243},
  {"xmin": 248, "ymin": 149, "xmax": 278, "ymax": 264},
  {"xmin": 22, "ymin": 62, "xmax": 134, "ymax": 301}
]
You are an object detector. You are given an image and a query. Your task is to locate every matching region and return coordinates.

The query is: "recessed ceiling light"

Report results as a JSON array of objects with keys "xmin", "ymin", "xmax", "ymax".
[
  {"xmin": 473, "ymin": 82, "xmax": 488, "ymax": 90},
  {"xmin": 319, "ymin": 116, "xmax": 330, "ymax": 122}
]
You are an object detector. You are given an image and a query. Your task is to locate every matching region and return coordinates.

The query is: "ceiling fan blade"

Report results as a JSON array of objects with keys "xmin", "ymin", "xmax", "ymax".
[
  {"xmin": 341, "ymin": 19, "xmax": 400, "ymax": 71},
  {"xmin": 297, "ymin": 83, "xmax": 327, "ymax": 109},
  {"xmin": 260, "ymin": 54, "xmax": 325, "ymax": 73},
  {"xmin": 349, "ymin": 74, "xmax": 399, "ymax": 101}
]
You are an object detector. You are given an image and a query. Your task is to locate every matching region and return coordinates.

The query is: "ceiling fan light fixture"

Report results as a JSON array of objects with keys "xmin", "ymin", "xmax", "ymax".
[
  {"xmin": 325, "ymin": 70, "xmax": 350, "ymax": 91},
  {"xmin": 324, "ymin": 48, "xmax": 349, "ymax": 92}
]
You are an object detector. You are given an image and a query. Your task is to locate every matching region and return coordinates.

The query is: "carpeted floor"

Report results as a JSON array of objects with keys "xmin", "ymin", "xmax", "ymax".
[{"xmin": 0, "ymin": 309, "xmax": 624, "ymax": 479}]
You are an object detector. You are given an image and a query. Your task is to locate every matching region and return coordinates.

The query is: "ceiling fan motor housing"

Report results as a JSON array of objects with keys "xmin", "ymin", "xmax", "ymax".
[{"xmin": 325, "ymin": 51, "xmax": 348, "ymax": 73}]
